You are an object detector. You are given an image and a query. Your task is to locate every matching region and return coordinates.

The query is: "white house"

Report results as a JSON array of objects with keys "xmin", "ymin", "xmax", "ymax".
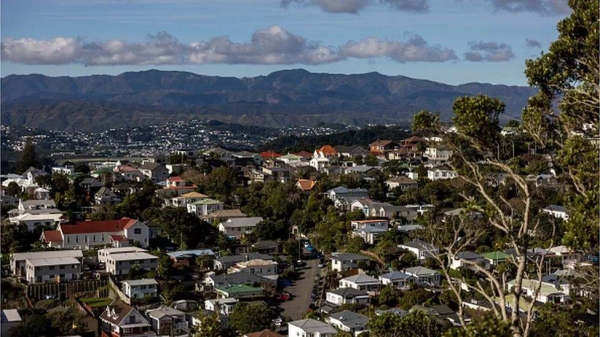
[
  {"xmin": 25, "ymin": 257, "xmax": 81, "ymax": 283},
  {"xmin": 228, "ymin": 259, "xmax": 278, "ymax": 276},
  {"xmin": 507, "ymin": 278, "xmax": 569, "ymax": 304},
  {"xmin": 378, "ymin": 271, "xmax": 416, "ymax": 289},
  {"xmin": 350, "ymin": 220, "xmax": 389, "ymax": 230},
  {"xmin": 146, "ymin": 306, "xmax": 189, "ymax": 336},
  {"xmin": 288, "ymin": 319, "xmax": 337, "ymax": 337},
  {"xmin": 187, "ymin": 198, "xmax": 224, "ymax": 217},
  {"xmin": 423, "ymin": 147, "xmax": 453, "ymax": 167},
  {"xmin": 122, "ymin": 278, "xmax": 159, "ymax": 300},
  {"xmin": 327, "ymin": 310, "xmax": 369, "ymax": 336},
  {"xmin": 218, "ymin": 217, "xmax": 264, "ymax": 238},
  {"xmin": 98, "ymin": 247, "xmax": 148, "ymax": 264},
  {"xmin": 339, "ymin": 273, "xmax": 381, "ymax": 295},
  {"xmin": 385, "ymin": 176, "xmax": 418, "ymax": 192},
  {"xmin": 325, "ymin": 187, "xmax": 369, "ymax": 202},
  {"xmin": 105, "ymin": 251, "xmax": 159, "ymax": 277},
  {"xmin": 100, "ymin": 301, "xmax": 154, "ymax": 337},
  {"xmin": 204, "ymin": 298, "xmax": 238, "ymax": 316},
  {"xmin": 41, "ymin": 218, "xmax": 150, "ymax": 249},
  {"xmin": 404, "ymin": 266, "xmax": 441, "ymax": 287},
  {"xmin": 427, "ymin": 167, "xmax": 458, "ymax": 181},
  {"xmin": 168, "ymin": 192, "xmax": 208, "ymax": 208},
  {"xmin": 449, "ymin": 251, "xmax": 489, "ymax": 271},
  {"xmin": 326, "ymin": 288, "xmax": 370, "ymax": 306},
  {"xmin": 331, "ymin": 253, "xmax": 371, "ymax": 272},
  {"xmin": 10, "ymin": 250, "xmax": 83, "ymax": 279},
  {"xmin": 542, "ymin": 205, "xmax": 569, "ymax": 221},
  {"xmin": 1, "ymin": 309, "xmax": 22, "ymax": 337},
  {"xmin": 398, "ymin": 240, "xmax": 440, "ymax": 262},
  {"xmin": 10, "ymin": 213, "xmax": 63, "ymax": 231}
]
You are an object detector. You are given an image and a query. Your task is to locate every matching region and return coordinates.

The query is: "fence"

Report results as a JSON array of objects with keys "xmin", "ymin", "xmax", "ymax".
[{"xmin": 26, "ymin": 279, "xmax": 108, "ymax": 301}]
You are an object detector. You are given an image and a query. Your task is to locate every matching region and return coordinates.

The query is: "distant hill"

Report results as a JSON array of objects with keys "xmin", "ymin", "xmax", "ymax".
[{"xmin": 1, "ymin": 69, "xmax": 536, "ymax": 132}]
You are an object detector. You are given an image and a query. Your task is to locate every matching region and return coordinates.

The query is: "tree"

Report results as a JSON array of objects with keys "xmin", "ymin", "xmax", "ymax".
[
  {"xmin": 17, "ymin": 138, "xmax": 39, "ymax": 174},
  {"xmin": 453, "ymin": 95, "xmax": 505, "ymax": 150},
  {"xmin": 74, "ymin": 163, "xmax": 91, "ymax": 174},
  {"xmin": 411, "ymin": 110, "xmax": 441, "ymax": 136},
  {"xmin": 444, "ymin": 312, "xmax": 511, "ymax": 337},
  {"xmin": 398, "ymin": 288, "xmax": 434, "ymax": 310},
  {"xmin": 364, "ymin": 154, "xmax": 379, "ymax": 166},
  {"xmin": 203, "ymin": 167, "xmax": 238, "ymax": 202},
  {"xmin": 10, "ymin": 310, "xmax": 53, "ymax": 337},
  {"xmin": 346, "ymin": 237, "xmax": 366, "ymax": 253},
  {"xmin": 6, "ymin": 181, "xmax": 21, "ymax": 197},
  {"xmin": 229, "ymin": 303, "xmax": 273, "ymax": 334},
  {"xmin": 368, "ymin": 311, "xmax": 448, "ymax": 337},
  {"xmin": 378, "ymin": 284, "xmax": 400, "ymax": 307},
  {"xmin": 193, "ymin": 311, "xmax": 222, "ymax": 337},
  {"xmin": 157, "ymin": 254, "xmax": 171, "ymax": 279}
]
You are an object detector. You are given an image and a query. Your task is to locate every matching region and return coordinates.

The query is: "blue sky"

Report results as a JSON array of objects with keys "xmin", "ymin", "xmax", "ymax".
[{"xmin": 1, "ymin": 0, "xmax": 569, "ymax": 85}]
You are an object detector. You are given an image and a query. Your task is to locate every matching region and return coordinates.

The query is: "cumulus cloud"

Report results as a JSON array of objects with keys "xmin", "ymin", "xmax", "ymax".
[
  {"xmin": 487, "ymin": 0, "xmax": 571, "ymax": 16},
  {"xmin": 464, "ymin": 41, "xmax": 515, "ymax": 62},
  {"xmin": 1, "ymin": 26, "xmax": 458, "ymax": 66},
  {"xmin": 525, "ymin": 38, "xmax": 542, "ymax": 48},
  {"xmin": 280, "ymin": 0, "xmax": 428, "ymax": 13}
]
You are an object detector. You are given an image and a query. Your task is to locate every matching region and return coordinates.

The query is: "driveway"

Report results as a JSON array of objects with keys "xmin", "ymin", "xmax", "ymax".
[{"xmin": 279, "ymin": 259, "xmax": 319, "ymax": 320}]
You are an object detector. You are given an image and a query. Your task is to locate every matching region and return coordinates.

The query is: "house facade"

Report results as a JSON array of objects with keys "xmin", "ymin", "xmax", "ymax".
[
  {"xmin": 331, "ymin": 253, "xmax": 371, "ymax": 272},
  {"xmin": 25, "ymin": 257, "xmax": 81, "ymax": 283},
  {"xmin": 326, "ymin": 288, "xmax": 370, "ymax": 306},
  {"xmin": 288, "ymin": 319, "xmax": 338, "ymax": 337},
  {"xmin": 122, "ymin": 279, "xmax": 159, "ymax": 299},
  {"xmin": 105, "ymin": 252, "xmax": 159, "ymax": 277},
  {"xmin": 218, "ymin": 217, "xmax": 264, "ymax": 238},
  {"xmin": 100, "ymin": 301, "xmax": 154, "ymax": 337}
]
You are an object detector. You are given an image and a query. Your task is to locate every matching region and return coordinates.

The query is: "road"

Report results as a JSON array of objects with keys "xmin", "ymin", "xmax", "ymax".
[{"xmin": 279, "ymin": 259, "xmax": 319, "ymax": 320}]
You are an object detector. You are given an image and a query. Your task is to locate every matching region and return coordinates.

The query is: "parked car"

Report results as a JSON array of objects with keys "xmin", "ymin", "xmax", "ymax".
[{"xmin": 277, "ymin": 293, "xmax": 291, "ymax": 301}]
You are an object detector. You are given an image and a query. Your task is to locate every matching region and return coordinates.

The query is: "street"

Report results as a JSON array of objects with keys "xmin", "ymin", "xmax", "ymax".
[{"xmin": 279, "ymin": 259, "xmax": 319, "ymax": 320}]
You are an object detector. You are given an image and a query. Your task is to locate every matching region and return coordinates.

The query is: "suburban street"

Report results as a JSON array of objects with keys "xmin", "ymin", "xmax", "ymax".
[{"xmin": 279, "ymin": 259, "xmax": 319, "ymax": 320}]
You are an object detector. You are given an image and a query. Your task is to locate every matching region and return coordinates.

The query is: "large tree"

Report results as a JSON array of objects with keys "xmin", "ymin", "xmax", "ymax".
[
  {"xmin": 228, "ymin": 303, "xmax": 272, "ymax": 335},
  {"xmin": 411, "ymin": 110, "xmax": 442, "ymax": 136},
  {"xmin": 17, "ymin": 138, "xmax": 39, "ymax": 174}
]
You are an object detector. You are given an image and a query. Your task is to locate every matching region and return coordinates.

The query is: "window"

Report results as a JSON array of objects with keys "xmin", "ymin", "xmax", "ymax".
[
  {"xmin": 75, "ymin": 236, "xmax": 79, "ymax": 243},
  {"xmin": 60, "ymin": 265, "xmax": 65, "ymax": 270},
  {"xmin": 49, "ymin": 265, "xmax": 55, "ymax": 270},
  {"xmin": 134, "ymin": 228, "xmax": 141, "ymax": 235},
  {"xmin": 129, "ymin": 316, "xmax": 136, "ymax": 324}
]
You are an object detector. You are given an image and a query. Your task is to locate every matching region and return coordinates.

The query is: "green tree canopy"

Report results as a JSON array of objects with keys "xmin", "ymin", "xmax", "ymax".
[
  {"xmin": 229, "ymin": 303, "xmax": 273, "ymax": 335},
  {"xmin": 411, "ymin": 110, "xmax": 441, "ymax": 136},
  {"xmin": 17, "ymin": 138, "xmax": 39, "ymax": 174}
]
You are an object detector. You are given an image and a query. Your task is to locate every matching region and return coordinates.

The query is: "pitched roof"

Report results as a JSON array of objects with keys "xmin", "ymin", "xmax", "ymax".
[
  {"xmin": 147, "ymin": 306, "xmax": 185, "ymax": 319},
  {"xmin": 370, "ymin": 139, "xmax": 394, "ymax": 147},
  {"xmin": 404, "ymin": 266, "xmax": 438, "ymax": 276},
  {"xmin": 294, "ymin": 151, "xmax": 313, "ymax": 159},
  {"xmin": 202, "ymin": 209, "xmax": 247, "ymax": 219},
  {"xmin": 122, "ymin": 278, "xmax": 159, "ymax": 287},
  {"xmin": 332, "ymin": 252, "xmax": 370, "ymax": 262},
  {"xmin": 59, "ymin": 218, "xmax": 139, "ymax": 234},
  {"xmin": 386, "ymin": 176, "xmax": 418, "ymax": 185},
  {"xmin": 177, "ymin": 191, "xmax": 209, "ymax": 199},
  {"xmin": 100, "ymin": 301, "xmax": 135, "ymax": 325},
  {"xmin": 328, "ymin": 310, "xmax": 369, "ymax": 329},
  {"xmin": 139, "ymin": 162, "xmax": 164, "ymax": 171},
  {"xmin": 327, "ymin": 287, "xmax": 369, "ymax": 297},
  {"xmin": 296, "ymin": 179, "xmax": 317, "ymax": 191},
  {"xmin": 341, "ymin": 273, "xmax": 380, "ymax": 284},
  {"xmin": 42, "ymin": 230, "xmax": 63, "ymax": 242},
  {"xmin": 260, "ymin": 151, "xmax": 282, "ymax": 159},
  {"xmin": 222, "ymin": 217, "xmax": 264, "ymax": 228},
  {"xmin": 379, "ymin": 271, "xmax": 413, "ymax": 281},
  {"xmin": 288, "ymin": 319, "xmax": 337, "ymax": 333},
  {"xmin": 543, "ymin": 205, "xmax": 568, "ymax": 213},
  {"xmin": 480, "ymin": 251, "xmax": 508, "ymax": 260},
  {"xmin": 244, "ymin": 329, "xmax": 283, "ymax": 337},
  {"xmin": 12, "ymin": 250, "xmax": 83, "ymax": 261},
  {"xmin": 316, "ymin": 145, "xmax": 337, "ymax": 156}
]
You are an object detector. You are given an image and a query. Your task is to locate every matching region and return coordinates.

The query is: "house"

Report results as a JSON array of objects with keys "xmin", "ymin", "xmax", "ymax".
[
  {"xmin": 423, "ymin": 147, "xmax": 453, "ymax": 167},
  {"xmin": 507, "ymin": 278, "xmax": 569, "ymax": 304},
  {"xmin": 167, "ymin": 249, "xmax": 215, "ymax": 267},
  {"xmin": 205, "ymin": 298, "xmax": 238, "ymax": 316},
  {"xmin": 260, "ymin": 151, "xmax": 282, "ymax": 160},
  {"xmin": 385, "ymin": 176, "xmax": 418, "ymax": 191},
  {"xmin": 450, "ymin": 251, "xmax": 489, "ymax": 270},
  {"xmin": 398, "ymin": 240, "xmax": 440, "ymax": 262},
  {"xmin": 331, "ymin": 253, "xmax": 371, "ymax": 272},
  {"xmin": 252, "ymin": 240, "xmax": 280, "ymax": 254},
  {"xmin": 326, "ymin": 288, "xmax": 370, "ymax": 306},
  {"xmin": 404, "ymin": 204, "xmax": 435, "ymax": 215},
  {"xmin": 296, "ymin": 179, "xmax": 317, "ymax": 193},
  {"xmin": 1, "ymin": 309, "xmax": 22, "ymax": 337},
  {"xmin": 427, "ymin": 167, "xmax": 458, "ymax": 181},
  {"xmin": 288, "ymin": 319, "xmax": 338, "ymax": 337},
  {"xmin": 218, "ymin": 217, "xmax": 264, "ymax": 238},
  {"xmin": 25, "ymin": 256, "xmax": 82, "ymax": 283},
  {"xmin": 481, "ymin": 251, "xmax": 509, "ymax": 267},
  {"xmin": 378, "ymin": 205, "xmax": 418, "ymax": 223},
  {"xmin": 10, "ymin": 213, "xmax": 63, "ymax": 231},
  {"xmin": 80, "ymin": 177, "xmax": 104, "ymax": 190},
  {"xmin": 374, "ymin": 307, "xmax": 407, "ymax": 317},
  {"xmin": 325, "ymin": 187, "xmax": 369, "ymax": 202},
  {"xmin": 156, "ymin": 176, "xmax": 198, "ymax": 198},
  {"xmin": 98, "ymin": 247, "xmax": 148, "ymax": 264},
  {"xmin": 42, "ymin": 218, "xmax": 150, "ymax": 249},
  {"xmin": 215, "ymin": 284, "xmax": 264, "ymax": 299},
  {"xmin": 100, "ymin": 301, "xmax": 154, "ymax": 337},
  {"xmin": 122, "ymin": 279, "xmax": 159, "ymax": 300},
  {"xmin": 314, "ymin": 145, "xmax": 338, "ymax": 158},
  {"xmin": 327, "ymin": 310, "xmax": 369, "ymax": 336},
  {"xmin": 139, "ymin": 163, "xmax": 170, "ymax": 182},
  {"xmin": 334, "ymin": 145, "xmax": 369, "ymax": 158},
  {"xmin": 168, "ymin": 191, "xmax": 208, "ymax": 208},
  {"xmin": 547, "ymin": 245, "xmax": 583, "ymax": 266},
  {"xmin": 369, "ymin": 140, "xmax": 399, "ymax": 155},
  {"xmin": 350, "ymin": 220, "xmax": 389, "ymax": 230},
  {"xmin": 351, "ymin": 226, "xmax": 388, "ymax": 245},
  {"xmin": 201, "ymin": 209, "xmax": 247, "ymax": 223},
  {"xmin": 105, "ymin": 251, "xmax": 159, "ymax": 277},
  {"xmin": 187, "ymin": 198, "xmax": 224, "ymax": 217},
  {"xmin": 310, "ymin": 156, "xmax": 330, "ymax": 171},
  {"xmin": 95, "ymin": 187, "xmax": 122, "ymax": 205},
  {"xmin": 411, "ymin": 304, "xmax": 463, "ymax": 326},
  {"xmin": 10, "ymin": 250, "xmax": 83, "ymax": 279},
  {"xmin": 542, "ymin": 205, "xmax": 569, "ymax": 221},
  {"xmin": 203, "ymin": 272, "xmax": 271, "ymax": 290},
  {"xmin": 115, "ymin": 165, "xmax": 145, "ymax": 182},
  {"xmin": 378, "ymin": 271, "xmax": 416, "ymax": 289},
  {"xmin": 339, "ymin": 273, "xmax": 381, "ymax": 294},
  {"xmin": 228, "ymin": 259, "xmax": 278, "ymax": 276},
  {"xmin": 212, "ymin": 253, "xmax": 273, "ymax": 271},
  {"xmin": 146, "ymin": 306, "xmax": 189, "ymax": 336},
  {"xmin": 501, "ymin": 126, "xmax": 521, "ymax": 136},
  {"xmin": 11, "ymin": 198, "xmax": 60, "ymax": 217},
  {"xmin": 404, "ymin": 266, "xmax": 441, "ymax": 287},
  {"xmin": 34, "ymin": 187, "xmax": 50, "ymax": 200}
]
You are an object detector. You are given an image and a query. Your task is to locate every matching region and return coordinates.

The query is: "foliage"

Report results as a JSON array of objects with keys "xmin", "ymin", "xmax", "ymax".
[
  {"xmin": 398, "ymin": 288, "xmax": 434, "ymax": 310},
  {"xmin": 9, "ymin": 309, "xmax": 53, "ymax": 337},
  {"xmin": 346, "ymin": 236, "xmax": 366, "ymax": 253},
  {"xmin": 6, "ymin": 181, "xmax": 21, "ymax": 197},
  {"xmin": 411, "ymin": 110, "xmax": 441, "ymax": 136},
  {"xmin": 378, "ymin": 285, "xmax": 401, "ymax": 307},
  {"xmin": 144, "ymin": 207, "xmax": 218, "ymax": 249},
  {"xmin": 444, "ymin": 312, "xmax": 511, "ymax": 337},
  {"xmin": 16, "ymin": 138, "xmax": 39, "ymax": 174},
  {"xmin": 229, "ymin": 303, "xmax": 273, "ymax": 334},
  {"xmin": 452, "ymin": 95, "xmax": 505, "ymax": 150},
  {"xmin": 194, "ymin": 311, "xmax": 222, "ymax": 337},
  {"xmin": 368, "ymin": 310, "xmax": 448, "ymax": 337},
  {"xmin": 529, "ymin": 303, "xmax": 599, "ymax": 337}
]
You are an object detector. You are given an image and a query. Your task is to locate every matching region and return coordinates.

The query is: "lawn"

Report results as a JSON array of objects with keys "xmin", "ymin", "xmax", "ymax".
[{"xmin": 80, "ymin": 297, "xmax": 113, "ymax": 308}]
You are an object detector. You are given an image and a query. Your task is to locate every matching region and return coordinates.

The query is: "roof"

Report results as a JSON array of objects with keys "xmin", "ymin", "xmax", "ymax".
[
  {"xmin": 375, "ymin": 307, "xmax": 408, "ymax": 317},
  {"xmin": 42, "ymin": 230, "xmax": 63, "ymax": 242},
  {"xmin": 216, "ymin": 284, "xmax": 263, "ymax": 295},
  {"xmin": 59, "ymin": 218, "xmax": 139, "ymax": 234},
  {"xmin": 100, "ymin": 301, "xmax": 136, "ymax": 325},
  {"xmin": 327, "ymin": 287, "xmax": 369, "ymax": 297},
  {"xmin": 167, "ymin": 176, "xmax": 184, "ymax": 182},
  {"xmin": 543, "ymin": 205, "xmax": 568, "ymax": 213},
  {"xmin": 386, "ymin": 176, "xmax": 418, "ymax": 185},
  {"xmin": 237, "ymin": 259, "xmax": 277, "ymax": 267},
  {"xmin": 139, "ymin": 162, "xmax": 164, "ymax": 171},
  {"xmin": 99, "ymin": 247, "xmax": 147, "ymax": 254},
  {"xmin": 221, "ymin": 217, "xmax": 264, "ymax": 228},
  {"xmin": 455, "ymin": 251, "xmax": 483, "ymax": 260},
  {"xmin": 1, "ymin": 309, "xmax": 21, "ymax": 323},
  {"xmin": 12, "ymin": 250, "xmax": 83, "ymax": 261},
  {"xmin": 316, "ymin": 145, "xmax": 337, "ymax": 156},
  {"xmin": 177, "ymin": 192, "xmax": 209, "ymax": 199},
  {"xmin": 122, "ymin": 278, "xmax": 159, "ymax": 286},
  {"xmin": 296, "ymin": 179, "xmax": 317, "ymax": 191},
  {"xmin": 328, "ymin": 310, "xmax": 369, "ymax": 329},
  {"xmin": 481, "ymin": 251, "xmax": 509, "ymax": 261},
  {"xmin": 189, "ymin": 198, "xmax": 222, "ymax": 205},
  {"xmin": 370, "ymin": 139, "xmax": 394, "ymax": 147},
  {"xmin": 354, "ymin": 227, "xmax": 388, "ymax": 233},
  {"xmin": 209, "ymin": 272, "xmax": 268, "ymax": 286},
  {"xmin": 216, "ymin": 253, "xmax": 273, "ymax": 264},
  {"xmin": 146, "ymin": 306, "xmax": 186, "ymax": 319},
  {"xmin": 379, "ymin": 271, "xmax": 414, "ymax": 281},
  {"xmin": 95, "ymin": 187, "xmax": 118, "ymax": 198},
  {"xmin": 399, "ymin": 240, "xmax": 438, "ymax": 252},
  {"xmin": 260, "ymin": 151, "xmax": 282, "ymax": 158},
  {"xmin": 110, "ymin": 235, "xmax": 129, "ymax": 242},
  {"xmin": 332, "ymin": 252, "xmax": 370, "ymax": 262},
  {"xmin": 294, "ymin": 151, "xmax": 313, "ymax": 159},
  {"xmin": 27, "ymin": 257, "xmax": 80, "ymax": 267},
  {"xmin": 108, "ymin": 252, "xmax": 158, "ymax": 261},
  {"xmin": 244, "ymin": 329, "xmax": 283, "ymax": 337},
  {"xmin": 341, "ymin": 273, "xmax": 380, "ymax": 284},
  {"xmin": 253, "ymin": 240, "xmax": 279, "ymax": 249},
  {"xmin": 404, "ymin": 266, "xmax": 439, "ymax": 276},
  {"xmin": 202, "ymin": 209, "xmax": 247, "ymax": 219},
  {"xmin": 168, "ymin": 249, "xmax": 215, "ymax": 258},
  {"xmin": 22, "ymin": 199, "xmax": 56, "ymax": 208},
  {"xmin": 288, "ymin": 319, "xmax": 337, "ymax": 334}
]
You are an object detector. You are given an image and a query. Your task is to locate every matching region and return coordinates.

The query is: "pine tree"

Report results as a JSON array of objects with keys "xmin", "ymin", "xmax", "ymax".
[{"xmin": 17, "ymin": 137, "xmax": 39, "ymax": 174}]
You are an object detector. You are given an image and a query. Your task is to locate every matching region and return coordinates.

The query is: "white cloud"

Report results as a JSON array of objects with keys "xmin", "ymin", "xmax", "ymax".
[
  {"xmin": 280, "ymin": 0, "xmax": 428, "ymax": 13},
  {"xmin": 464, "ymin": 41, "xmax": 515, "ymax": 62},
  {"xmin": 1, "ymin": 26, "xmax": 458, "ymax": 66}
]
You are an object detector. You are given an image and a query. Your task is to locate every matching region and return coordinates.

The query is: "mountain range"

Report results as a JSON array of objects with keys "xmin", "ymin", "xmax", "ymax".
[{"xmin": 1, "ymin": 69, "xmax": 537, "ymax": 132}]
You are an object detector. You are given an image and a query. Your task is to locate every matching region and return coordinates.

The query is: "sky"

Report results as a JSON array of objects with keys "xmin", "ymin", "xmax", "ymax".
[{"xmin": 1, "ymin": 0, "xmax": 570, "ymax": 85}]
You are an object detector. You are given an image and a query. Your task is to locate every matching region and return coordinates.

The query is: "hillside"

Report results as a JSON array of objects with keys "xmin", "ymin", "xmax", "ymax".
[{"xmin": 0, "ymin": 69, "xmax": 536, "ymax": 132}]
